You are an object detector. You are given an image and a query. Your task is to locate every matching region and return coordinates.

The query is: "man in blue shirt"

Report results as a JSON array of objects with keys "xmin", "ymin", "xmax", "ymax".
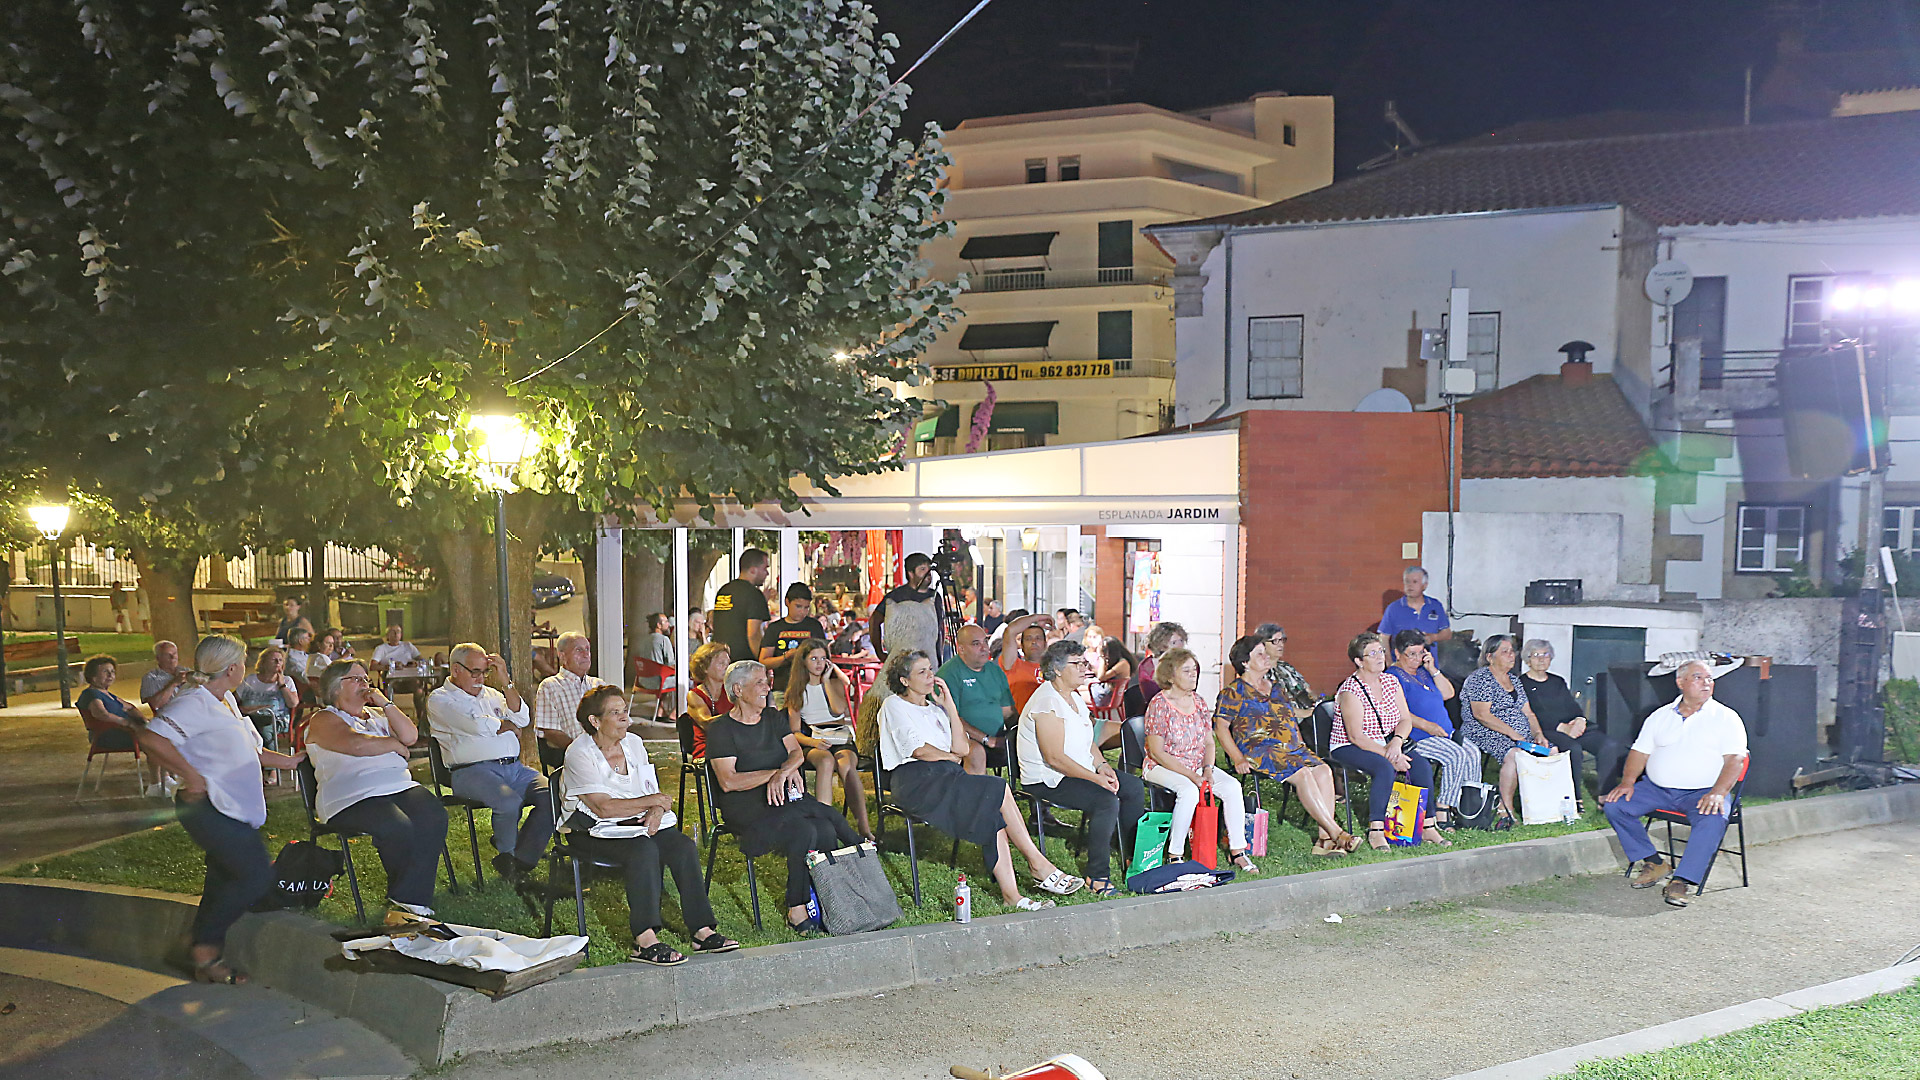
[{"xmin": 1379, "ymin": 566, "xmax": 1451, "ymax": 643}]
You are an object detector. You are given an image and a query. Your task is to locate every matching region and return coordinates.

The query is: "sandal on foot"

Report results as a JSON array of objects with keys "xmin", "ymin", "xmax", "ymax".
[
  {"xmin": 1365, "ymin": 826, "xmax": 1390, "ymax": 851},
  {"xmin": 1033, "ymin": 870, "xmax": 1084, "ymax": 896},
  {"xmin": 690, "ymin": 930, "xmax": 740, "ymax": 953},
  {"xmin": 628, "ymin": 941, "xmax": 687, "ymax": 966},
  {"xmin": 1421, "ymin": 826, "xmax": 1452, "ymax": 848},
  {"xmin": 1013, "ymin": 896, "xmax": 1056, "ymax": 911},
  {"xmin": 1231, "ymin": 853, "xmax": 1260, "ymax": 875},
  {"xmin": 192, "ymin": 959, "xmax": 247, "ymax": 985},
  {"xmin": 785, "ymin": 915, "xmax": 825, "ymax": 936},
  {"xmin": 1086, "ymin": 877, "xmax": 1119, "ymax": 897}
]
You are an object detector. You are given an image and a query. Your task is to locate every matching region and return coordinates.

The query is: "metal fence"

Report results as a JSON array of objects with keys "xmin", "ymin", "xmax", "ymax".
[{"xmin": 12, "ymin": 540, "xmax": 430, "ymax": 591}]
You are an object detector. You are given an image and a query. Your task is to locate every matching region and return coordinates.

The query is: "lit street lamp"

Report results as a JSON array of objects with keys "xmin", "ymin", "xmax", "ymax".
[
  {"xmin": 28, "ymin": 503, "xmax": 73, "ymax": 708},
  {"xmin": 468, "ymin": 408, "xmax": 538, "ymax": 683}
]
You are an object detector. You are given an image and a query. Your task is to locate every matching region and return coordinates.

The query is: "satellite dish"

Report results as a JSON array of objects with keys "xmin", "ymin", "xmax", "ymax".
[
  {"xmin": 1355, "ymin": 388, "xmax": 1413, "ymax": 413},
  {"xmin": 1645, "ymin": 260, "xmax": 1694, "ymax": 307}
]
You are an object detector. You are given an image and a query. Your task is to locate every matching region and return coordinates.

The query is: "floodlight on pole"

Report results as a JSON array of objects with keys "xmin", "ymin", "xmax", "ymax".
[{"xmin": 26, "ymin": 502, "xmax": 73, "ymax": 707}]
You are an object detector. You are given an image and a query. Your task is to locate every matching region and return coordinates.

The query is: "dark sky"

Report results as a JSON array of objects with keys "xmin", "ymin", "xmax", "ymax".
[{"xmin": 872, "ymin": 0, "xmax": 1920, "ymax": 174}]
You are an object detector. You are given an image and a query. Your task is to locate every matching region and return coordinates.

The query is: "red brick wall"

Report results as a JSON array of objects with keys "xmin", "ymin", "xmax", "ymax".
[
  {"xmin": 1238, "ymin": 410, "xmax": 1453, "ymax": 695},
  {"xmin": 1088, "ymin": 526, "xmax": 1126, "ymax": 633}
]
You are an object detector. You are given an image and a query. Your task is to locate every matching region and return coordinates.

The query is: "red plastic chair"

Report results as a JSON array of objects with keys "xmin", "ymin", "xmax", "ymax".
[
  {"xmin": 1642, "ymin": 757, "xmax": 1749, "ymax": 895},
  {"xmin": 76, "ymin": 726, "xmax": 146, "ymax": 797},
  {"xmin": 631, "ymin": 656, "xmax": 678, "ymax": 719}
]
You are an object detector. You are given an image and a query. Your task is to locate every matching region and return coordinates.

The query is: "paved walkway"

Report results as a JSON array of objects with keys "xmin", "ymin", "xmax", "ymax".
[
  {"xmin": 0, "ymin": 679, "xmax": 177, "ymax": 870},
  {"xmin": 441, "ymin": 818, "xmax": 1920, "ymax": 1080}
]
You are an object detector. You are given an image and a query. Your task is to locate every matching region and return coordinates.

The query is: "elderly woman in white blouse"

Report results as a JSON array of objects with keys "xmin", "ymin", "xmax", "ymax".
[
  {"xmin": 306, "ymin": 660, "xmax": 447, "ymax": 922},
  {"xmin": 134, "ymin": 636, "xmax": 303, "ymax": 984}
]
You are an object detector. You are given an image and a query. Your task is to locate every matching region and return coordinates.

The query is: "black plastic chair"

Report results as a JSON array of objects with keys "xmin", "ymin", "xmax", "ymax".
[
  {"xmin": 872, "ymin": 761, "xmax": 960, "ymax": 908},
  {"xmin": 699, "ymin": 761, "xmax": 762, "ymax": 929},
  {"xmin": 536, "ymin": 739, "xmax": 566, "ymax": 777},
  {"xmin": 539, "ymin": 777, "xmax": 627, "ymax": 938},
  {"xmin": 1635, "ymin": 761, "xmax": 1750, "ymax": 895},
  {"xmin": 295, "ymin": 758, "xmax": 370, "ymax": 925},
  {"xmin": 424, "ymin": 736, "xmax": 488, "ymax": 891},
  {"xmin": 1009, "ymin": 724, "xmax": 1126, "ymax": 872},
  {"xmin": 673, "ymin": 714, "xmax": 710, "ymax": 842}
]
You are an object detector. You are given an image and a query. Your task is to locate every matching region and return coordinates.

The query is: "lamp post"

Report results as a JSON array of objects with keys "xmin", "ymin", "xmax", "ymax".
[
  {"xmin": 468, "ymin": 410, "xmax": 537, "ymax": 683},
  {"xmin": 28, "ymin": 504, "xmax": 73, "ymax": 707}
]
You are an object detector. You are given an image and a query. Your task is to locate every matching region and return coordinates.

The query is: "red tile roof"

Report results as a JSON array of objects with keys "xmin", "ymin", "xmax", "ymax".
[
  {"xmin": 1456, "ymin": 372, "xmax": 1659, "ymax": 479},
  {"xmin": 1178, "ymin": 111, "xmax": 1920, "ymax": 230}
]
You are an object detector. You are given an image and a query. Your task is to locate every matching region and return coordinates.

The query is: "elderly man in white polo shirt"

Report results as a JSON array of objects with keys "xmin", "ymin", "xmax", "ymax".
[
  {"xmin": 1601, "ymin": 658, "xmax": 1749, "ymax": 908},
  {"xmin": 426, "ymin": 642, "xmax": 553, "ymax": 880}
]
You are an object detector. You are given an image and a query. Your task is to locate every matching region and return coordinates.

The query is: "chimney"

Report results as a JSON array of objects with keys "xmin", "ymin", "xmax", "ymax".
[{"xmin": 1558, "ymin": 340, "xmax": 1595, "ymax": 385}]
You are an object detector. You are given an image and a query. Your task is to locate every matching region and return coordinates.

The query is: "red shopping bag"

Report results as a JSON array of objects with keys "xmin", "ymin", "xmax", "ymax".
[{"xmin": 1191, "ymin": 780, "xmax": 1219, "ymax": 869}]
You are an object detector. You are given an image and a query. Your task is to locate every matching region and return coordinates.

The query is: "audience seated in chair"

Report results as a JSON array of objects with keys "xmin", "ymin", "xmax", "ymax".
[
  {"xmin": 937, "ymin": 624, "xmax": 1015, "ymax": 776},
  {"xmin": 1332, "ymin": 631, "xmax": 1449, "ymax": 851},
  {"xmin": 1017, "ymin": 640, "xmax": 1148, "ymax": 896},
  {"xmin": 1217, "ymin": 634, "xmax": 1355, "ymax": 855},
  {"xmin": 879, "ymin": 649, "xmax": 1078, "ymax": 911},
  {"xmin": 707, "ymin": 660, "xmax": 861, "ymax": 935},
  {"xmin": 1386, "ymin": 630, "xmax": 1480, "ymax": 834},
  {"xmin": 234, "ymin": 647, "xmax": 300, "ymax": 749},
  {"xmin": 305, "ymin": 660, "xmax": 447, "ymax": 924},
  {"xmin": 684, "ymin": 641, "xmax": 732, "ymax": 761},
  {"xmin": 1141, "ymin": 647, "xmax": 1258, "ymax": 875},
  {"xmin": 427, "ymin": 642, "xmax": 554, "ymax": 880},
  {"xmin": 783, "ymin": 639, "xmax": 871, "ymax": 839},
  {"xmin": 563, "ymin": 685, "xmax": 739, "ymax": 965}
]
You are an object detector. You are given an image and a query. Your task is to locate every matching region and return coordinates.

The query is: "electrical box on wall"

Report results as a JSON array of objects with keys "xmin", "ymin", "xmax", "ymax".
[{"xmin": 1441, "ymin": 365, "xmax": 1477, "ymax": 397}]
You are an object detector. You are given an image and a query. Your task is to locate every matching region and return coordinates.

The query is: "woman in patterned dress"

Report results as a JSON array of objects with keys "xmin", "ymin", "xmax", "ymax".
[
  {"xmin": 1458, "ymin": 634, "xmax": 1546, "ymax": 829},
  {"xmin": 1216, "ymin": 634, "xmax": 1357, "ymax": 855}
]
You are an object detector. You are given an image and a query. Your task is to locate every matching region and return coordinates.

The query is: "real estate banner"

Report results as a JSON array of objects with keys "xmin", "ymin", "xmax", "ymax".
[{"xmin": 934, "ymin": 360, "xmax": 1115, "ymax": 382}]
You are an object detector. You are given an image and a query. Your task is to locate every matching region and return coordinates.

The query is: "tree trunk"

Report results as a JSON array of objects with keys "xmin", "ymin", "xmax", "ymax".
[
  {"xmin": 624, "ymin": 543, "xmax": 666, "ymax": 660},
  {"xmin": 503, "ymin": 491, "xmax": 554, "ymax": 688},
  {"xmin": 307, "ymin": 544, "xmax": 332, "ymax": 633},
  {"xmin": 691, "ymin": 548, "xmax": 725, "ymax": 610},
  {"xmin": 206, "ymin": 555, "xmax": 234, "ymax": 590},
  {"xmin": 433, "ymin": 525, "xmax": 492, "ymax": 650},
  {"xmin": 133, "ymin": 545, "xmax": 199, "ymax": 648}
]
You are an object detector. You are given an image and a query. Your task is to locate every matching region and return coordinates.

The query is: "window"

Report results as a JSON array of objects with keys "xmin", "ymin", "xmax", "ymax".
[
  {"xmin": 1057, "ymin": 156, "xmax": 1080, "ymax": 181},
  {"xmin": 1787, "ymin": 275, "xmax": 1830, "ymax": 346},
  {"xmin": 1097, "ymin": 310, "xmax": 1133, "ymax": 361},
  {"xmin": 1282, "ymin": 123, "xmax": 1297, "ymax": 146},
  {"xmin": 1442, "ymin": 311, "xmax": 1501, "ymax": 392},
  {"xmin": 1097, "ymin": 219, "xmax": 1133, "ymax": 271},
  {"xmin": 1885, "ymin": 505, "xmax": 1920, "ymax": 552},
  {"xmin": 1247, "ymin": 315, "xmax": 1304, "ymax": 399},
  {"xmin": 1736, "ymin": 504, "xmax": 1806, "ymax": 573},
  {"xmin": 1025, "ymin": 158, "xmax": 1047, "ymax": 184}
]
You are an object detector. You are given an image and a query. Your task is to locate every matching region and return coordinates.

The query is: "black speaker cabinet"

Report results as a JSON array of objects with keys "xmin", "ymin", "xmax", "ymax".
[{"xmin": 1600, "ymin": 663, "xmax": 1816, "ymax": 800}]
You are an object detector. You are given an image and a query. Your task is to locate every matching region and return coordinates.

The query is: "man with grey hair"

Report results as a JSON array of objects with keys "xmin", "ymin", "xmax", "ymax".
[
  {"xmin": 427, "ymin": 643, "xmax": 552, "ymax": 879},
  {"xmin": 1379, "ymin": 566, "xmax": 1451, "ymax": 643},
  {"xmin": 533, "ymin": 632, "xmax": 606, "ymax": 751},
  {"xmin": 1601, "ymin": 659, "xmax": 1749, "ymax": 908},
  {"xmin": 142, "ymin": 639, "xmax": 185, "ymax": 710}
]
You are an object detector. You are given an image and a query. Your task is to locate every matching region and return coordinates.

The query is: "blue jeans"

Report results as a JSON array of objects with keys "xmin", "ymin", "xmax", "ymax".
[
  {"xmin": 450, "ymin": 759, "xmax": 554, "ymax": 866},
  {"xmin": 176, "ymin": 798, "xmax": 273, "ymax": 947},
  {"xmin": 1328, "ymin": 744, "xmax": 1434, "ymax": 824},
  {"xmin": 1603, "ymin": 780, "xmax": 1730, "ymax": 885}
]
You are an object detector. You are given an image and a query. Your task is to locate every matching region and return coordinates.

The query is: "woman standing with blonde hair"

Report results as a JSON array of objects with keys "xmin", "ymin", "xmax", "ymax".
[{"xmin": 135, "ymin": 636, "xmax": 303, "ymax": 984}]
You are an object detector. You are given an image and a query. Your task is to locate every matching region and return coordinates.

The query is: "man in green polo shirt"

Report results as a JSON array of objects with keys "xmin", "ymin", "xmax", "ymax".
[{"xmin": 937, "ymin": 624, "xmax": 1014, "ymax": 775}]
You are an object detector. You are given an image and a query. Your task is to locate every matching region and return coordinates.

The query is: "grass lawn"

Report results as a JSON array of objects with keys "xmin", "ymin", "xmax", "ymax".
[
  {"xmin": 11, "ymin": 744, "xmax": 1612, "ymax": 968},
  {"xmin": 5, "ymin": 631, "xmax": 156, "ymax": 667},
  {"xmin": 1564, "ymin": 984, "xmax": 1920, "ymax": 1079}
]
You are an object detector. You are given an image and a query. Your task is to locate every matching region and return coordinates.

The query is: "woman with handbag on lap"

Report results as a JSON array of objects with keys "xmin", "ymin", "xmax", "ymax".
[
  {"xmin": 1332, "ymin": 632, "xmax": 1448, "ymax": 850},
  {"xmin": 134, "ymin": 636, "xmax": 302, "ymax": 984},
  {"xmin": 880, "ymin": 649, "xmax": 1080, "ymax": 910},
  {"xmin": 565, "ymin": 686, "xmax": 739, "ymax": 965},
  {"xmin": 783, "ymin": 639, "xmax": 872, "ymax": 840},
  {"xmin": 1459, "ymin": 635, "xmax": 1548, "ymax": 830},
  {"xmin": 707, "ymin": 660, "xmax": 861, "ymax": 936},
  {"xmin": 1216, "ymin": 634, "xmax": 1355, "ymax": 855},
  {"xmin": 1141, "ymin": 647, "xmax": 1259, "ymax": 875}
]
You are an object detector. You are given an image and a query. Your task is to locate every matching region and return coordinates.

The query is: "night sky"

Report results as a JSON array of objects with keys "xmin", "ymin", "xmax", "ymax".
[{"xmin": 872, "ymin": 0, "xmax": 1920, "ymax": 174}]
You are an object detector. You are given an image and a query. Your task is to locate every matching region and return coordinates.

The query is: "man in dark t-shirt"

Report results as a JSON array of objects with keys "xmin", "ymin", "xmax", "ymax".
[
  {"xmin": 711, "ymin": 548, "xmax": 772, "ymax": 668},
  {"xmin": 759, "ymin": 582, "xmax": 826, "ymax": 678}
]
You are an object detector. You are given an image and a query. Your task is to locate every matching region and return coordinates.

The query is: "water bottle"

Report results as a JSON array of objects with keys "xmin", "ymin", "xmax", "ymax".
[
  {"xmin": 954, "ymin": 873, "xmax": 971, "ymax": 923},
  {"xmin": 1561, "ymin": 794, "xmax": 1580, "ymax": 824}
]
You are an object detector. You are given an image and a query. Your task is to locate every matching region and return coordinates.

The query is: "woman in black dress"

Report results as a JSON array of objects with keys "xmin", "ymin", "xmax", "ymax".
[
  {"xmin": 706, "ymin": 660, "xmax": 859, "ymax": 935},
  {"xmin": 1519, "ymin": 639, "xmax": 1624, "ymax": 806}
]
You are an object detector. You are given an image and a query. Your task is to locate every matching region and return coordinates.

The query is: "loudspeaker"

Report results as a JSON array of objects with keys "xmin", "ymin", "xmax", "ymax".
[{"xmin": 1601, "ymin": 663, "xmax": 1817, "ymax": 800}]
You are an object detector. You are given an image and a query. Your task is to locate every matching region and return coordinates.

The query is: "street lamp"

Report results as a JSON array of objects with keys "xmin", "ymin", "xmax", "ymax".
[
  {"xmin": 28, "ymin": 503, "xmax": 73, "ymax": 707},
  {"xmin": 468, "ymin": 409, "xmax": 538, "ymax": 683}
]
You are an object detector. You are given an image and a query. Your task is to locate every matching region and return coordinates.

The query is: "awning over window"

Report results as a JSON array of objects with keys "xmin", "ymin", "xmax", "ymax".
[
  {"xmin": 957, "ymin": 321, "xmax": 1057, "ymax": 351},
  {"xmin": 958, "ymin": 231, "xmax": 1058, "ymax": 260},
  {"xmin": 988, "ymin": 401, "xmax": 1059, "ymax": 435},
  {"xmin": 915, "ymin": 407, "xmax": 960, "ymax": 442}
]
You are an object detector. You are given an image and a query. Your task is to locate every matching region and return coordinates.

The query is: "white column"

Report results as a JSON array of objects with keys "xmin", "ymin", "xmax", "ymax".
[
  {"xmin": 1221, "ymin": 523, "xmax": 1242, "ymax": 689},
  {"xmin": 779, "ymin": 528, "xmax": 803, "ymax": 595},
  {"xmin": 1005, "ymin": 527, "xmax": 1028, "ymax": 611},
  {"xmin": 594, "ymin": 521, "xmax": 624, "ymax": 685},
  {"xmin": 731, "ymin": 527, "xmax": 746, "ymax": 578},
  {"xmin": 674, "ymin": 527, "xmax": 691, "ymax": 716},
  {"xmin": 1068, "ymin": 525, "xmax": 1087, "ymax": 612}
]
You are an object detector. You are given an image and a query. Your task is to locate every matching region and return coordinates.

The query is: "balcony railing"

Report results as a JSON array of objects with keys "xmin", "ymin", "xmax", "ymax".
[{"xmin": 966, "ymin": 266, "xmax": 1171, "ymax": 293}]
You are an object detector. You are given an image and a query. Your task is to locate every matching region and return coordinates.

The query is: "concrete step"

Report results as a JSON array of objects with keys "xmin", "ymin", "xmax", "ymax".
[{"xmin": 0, "ymin": 946, "xmax": 414, "ymax": 1079}]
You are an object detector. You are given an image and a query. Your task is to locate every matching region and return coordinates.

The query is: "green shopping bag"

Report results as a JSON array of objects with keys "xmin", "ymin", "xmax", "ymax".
[{"xmin": 1124, "ymin": 811, "xmax": 1175, "ymax": 879}]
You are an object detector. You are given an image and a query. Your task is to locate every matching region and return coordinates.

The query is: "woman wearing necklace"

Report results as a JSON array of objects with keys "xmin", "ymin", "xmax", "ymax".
[
  {"xmin": 1459, "ymin": 635, "xmax": 1547, "ymax": 829},
  {"xmin": 1331, "ymin": 632, "xmax": 1447, "ymax": 850},
  {"xmin": 1216, "ymin": 634, "xmax": 1355, "ymax": 855}
]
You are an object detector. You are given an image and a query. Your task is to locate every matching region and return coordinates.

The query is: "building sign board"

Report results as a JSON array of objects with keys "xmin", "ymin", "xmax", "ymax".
[{"xmin": 934, "ymin": 360, "xmax": 1115, "ymax": 382}]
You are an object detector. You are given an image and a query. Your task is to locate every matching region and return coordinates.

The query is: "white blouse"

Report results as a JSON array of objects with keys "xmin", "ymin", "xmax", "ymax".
[
  {"xmin": 151, "ymin": 687, "xmax": 267, "ymax": 828},
  {"xmin": 880, "ymin": 694, "xmax": 952, "ymax": 772},
  {"xmin": 307, "ymin": 706, "xmax": 418, "ymax": 823},
  {"xmin": 562, "ymin": 733, "xmax": 673, "ymax": 838},
  {"xmin": 1018, "ymin": 681, "xmax": 1099, "ymax": 789}
]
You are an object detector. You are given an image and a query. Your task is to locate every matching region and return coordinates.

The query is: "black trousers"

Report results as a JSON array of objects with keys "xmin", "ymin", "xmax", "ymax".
[
  {"xmin": 1026, "ymin": 772, "xmax": 1145, "ymax": 882},
  {"xmin": 1328, "ymin": 744, "xmax": 1434, "ymax": 824},
  {"xmin": 176, "ymin": 798, "xmax": 273, "ymax": 947},
  {"xmin": 739, "ymin": 800, "xmax": 860, "ymax": 908},
  {"xmin": 1544, "ymin": 724, "xmax": 1626, "ymax": 796},
  {"xmin": 329, "ymin": 786, "xmax": 448, "ymax": 907},
  {"xmin": 573, "ymin": 828, "xmax": 717, "ymax": 939}
]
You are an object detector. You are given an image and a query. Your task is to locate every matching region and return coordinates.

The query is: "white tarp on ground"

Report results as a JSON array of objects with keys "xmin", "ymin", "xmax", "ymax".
[{"xmin": 341, "ymin": 924, "xmax": 587, "ymax": 973}]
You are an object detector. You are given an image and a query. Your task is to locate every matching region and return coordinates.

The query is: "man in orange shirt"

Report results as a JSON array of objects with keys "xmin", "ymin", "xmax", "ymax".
[{"xmin": 998, "ymin": 614, "xmax": 1052, "ymax": 715}]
